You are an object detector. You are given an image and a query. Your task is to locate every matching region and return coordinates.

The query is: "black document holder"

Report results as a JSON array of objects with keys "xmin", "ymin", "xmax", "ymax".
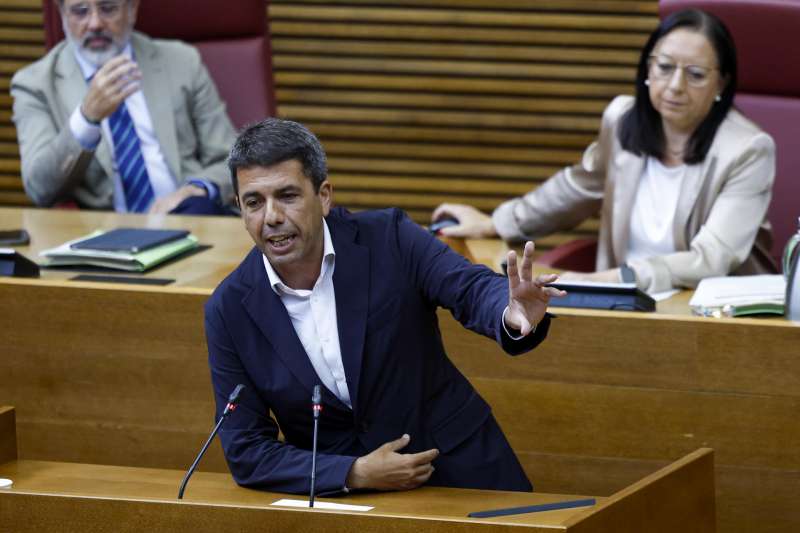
[
  {"xmin": 547, "ymin": 282, "xmax": 656, "ymax": 312},
  {"xmin": 70, "ymin": 228, "xmax": 190, "ymax": 253},
  {"xmin": 0, "ymin": 249, "xmax": 40, "ymax": 278}
]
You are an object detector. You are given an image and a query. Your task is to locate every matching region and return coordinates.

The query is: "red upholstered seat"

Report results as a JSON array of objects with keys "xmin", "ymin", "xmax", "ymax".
[
  {"xmin": 43, "ymin": 0, "xmax": 276, "ymax": 129},
  {"xmin": 660, "ymin": 0, "xmax": 800, "ymax": 267}
]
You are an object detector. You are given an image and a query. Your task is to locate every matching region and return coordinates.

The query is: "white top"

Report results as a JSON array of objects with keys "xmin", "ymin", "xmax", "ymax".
[
  {"xmin": 261, "ymin": 219, "xmax": 351, "ymax": 409},
  {"xmin": 69, "ymin": 43, "xmax": 177, "ymax": 212},
  {"xmin": 627, "ymin": 157, "xmax": 686, "ymax": 264}
]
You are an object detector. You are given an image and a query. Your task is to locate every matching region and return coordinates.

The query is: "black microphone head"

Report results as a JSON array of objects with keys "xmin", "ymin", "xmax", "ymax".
[
  {"xmin": 312, "ymin": 385, "xmax": 321, "ymax": 404},
  {"xmin": 228, "ymin": 384, "xmax": 245, "ymax": 404}
]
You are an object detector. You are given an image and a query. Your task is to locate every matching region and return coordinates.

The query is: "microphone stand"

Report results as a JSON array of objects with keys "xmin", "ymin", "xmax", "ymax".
[
  {"xmin": 309, "ymin": 385, "xmax": 322, "ymax": 507},
  {"xmin": 178, "ymin": 384, "xmax": 244, "ymax": 500}
]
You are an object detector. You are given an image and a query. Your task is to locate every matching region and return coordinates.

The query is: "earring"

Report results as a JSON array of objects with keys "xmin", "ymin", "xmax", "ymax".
[
  {"xmin": 715, "ymin": 94, "xmax": 721, "ymax": 102},
  {"xmin": 644, "ymin": 79, "xmax": 651, "ymax": 86}
]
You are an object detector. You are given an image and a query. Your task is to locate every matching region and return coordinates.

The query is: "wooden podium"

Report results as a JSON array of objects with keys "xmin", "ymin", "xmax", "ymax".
[{"xmin": 0, "ymin": 406, "xmax": 714, "ymax": 533}]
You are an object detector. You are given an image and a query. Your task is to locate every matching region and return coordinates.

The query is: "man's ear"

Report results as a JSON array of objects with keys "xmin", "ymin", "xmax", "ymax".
[{"xmin": 318, "ymin": 180, "xmax": 333, "ymax": 216}]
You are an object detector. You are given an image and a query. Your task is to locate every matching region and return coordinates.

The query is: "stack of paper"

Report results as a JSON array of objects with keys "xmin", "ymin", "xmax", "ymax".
[
  {"xmin": 40, "ymin": 230, "xmax": 198, "ymax": 272},
  {"xmin": 689, "ymin": 275, "xmax": 785, "ymax": 317}
]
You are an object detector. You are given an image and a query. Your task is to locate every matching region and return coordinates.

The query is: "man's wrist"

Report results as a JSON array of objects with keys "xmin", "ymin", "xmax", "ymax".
[
  {"xmin": 79, "ymin": 105, "xmax": 101, "ymax": 125},
  {"xmin": 186, "ymin": 179, "xmax": 219, "ymax": 202},
  {"xmin": 69, "ymin": 105, "xmax": 102, "ymax": 150},
  {"xmin": 501, "ymin": 306, "xmax": 535, "ymax": 340}
]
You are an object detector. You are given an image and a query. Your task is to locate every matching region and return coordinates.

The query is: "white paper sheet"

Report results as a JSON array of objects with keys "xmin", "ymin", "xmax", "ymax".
[{"xmin": 270, "ymin": 498, "xmax": 373, "ymax": 512}]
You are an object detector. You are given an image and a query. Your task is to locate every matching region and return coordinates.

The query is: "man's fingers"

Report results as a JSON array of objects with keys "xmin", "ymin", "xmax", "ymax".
[
  {"xmin": 506, "ymin": 250, "xmax": 519, "ymax": 289},
  {"xmin": 520, "ymin": 241, "xmax": 535, "ymax": 281},
  {"xmin": 411, "ymin": 465, "xmax": 435, "ymax": 486},
  {"xmin": 382, "ymin": 433, "xmax": 411, "ymax": 453},
  {"xmin": 95, "ymin": 54, "xmax": 131, "ymax": 75},
  {"xmin": 405, "ymin": 447, "xmax": 439, "ymax": 466},
  {"xmin": 544, "ymin": 286, "xmax": 567, "ymax": 298},
  {"xmin": 535, "ymin": 273, "xmax": 559, "ymax": 286}
]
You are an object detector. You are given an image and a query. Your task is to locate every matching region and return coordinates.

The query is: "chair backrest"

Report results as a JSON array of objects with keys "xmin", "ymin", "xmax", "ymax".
[
  {"xmin": 660, "ymin": 0, "xmax": 800, "ymax": 266},
  {"xmin": 43, "ymin": 0, "xmax": 276, "ymax": 129}
]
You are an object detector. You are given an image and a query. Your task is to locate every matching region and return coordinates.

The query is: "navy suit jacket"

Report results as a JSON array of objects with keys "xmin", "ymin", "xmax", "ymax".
[{"xmin": 205, "ymin": 208, "xmax": 551, "ymax": 494}]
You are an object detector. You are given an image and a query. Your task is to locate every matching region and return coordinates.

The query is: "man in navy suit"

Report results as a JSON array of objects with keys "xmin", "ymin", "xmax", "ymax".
[{"xmin": 205, "ymin": 118, "xmax": 564, "ymax": 495}]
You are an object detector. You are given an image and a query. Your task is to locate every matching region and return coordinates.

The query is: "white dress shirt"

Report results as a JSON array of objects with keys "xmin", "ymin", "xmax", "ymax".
[
  {"xmin": 262, "ymin": 219, "xmax": 351, "ymax": 408},
  {"xmin": 69, "ymin": 43, "xmax": 177, "ymax": 212},
  {"xmin": 627, "ymin": 156, "xmax": 686, "ymax": 263}
]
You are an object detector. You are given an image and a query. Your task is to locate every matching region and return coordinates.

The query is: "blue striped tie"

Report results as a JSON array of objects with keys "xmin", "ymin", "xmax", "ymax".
[{"xmin": 108, "ymin": 102, "xmax": 155, "ymax": 213}]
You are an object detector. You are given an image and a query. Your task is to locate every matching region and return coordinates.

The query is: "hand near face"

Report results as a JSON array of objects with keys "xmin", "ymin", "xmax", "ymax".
[
  {"xmin": 346, "ymin": 434, "xmax": 439, "ymax": 491},
  {"xmin": 81, "ymin": 55, "xmax": 141, "ymax": 123},
  {"xmin": 504, "ymin": 241, "xmax": 565, "ymax": 336}
]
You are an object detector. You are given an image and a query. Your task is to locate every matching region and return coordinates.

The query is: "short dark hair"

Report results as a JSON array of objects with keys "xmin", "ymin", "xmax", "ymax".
[
  {"xmin": 227, "ymin": 118, "xmax": 328, "ymax": 196},
  {"xmin": 618, "ymin": 9, "xmax": 738, "ymax": 164}
]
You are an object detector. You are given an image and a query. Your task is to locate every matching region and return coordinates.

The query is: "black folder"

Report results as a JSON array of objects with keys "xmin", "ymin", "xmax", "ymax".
[
  {"xmin": 70, "ymin": 228, "xmax": 190, "ymax": 254},
  {"xmin": 547, "ymin": 282, "xmax": 656, "ymax": 312}
]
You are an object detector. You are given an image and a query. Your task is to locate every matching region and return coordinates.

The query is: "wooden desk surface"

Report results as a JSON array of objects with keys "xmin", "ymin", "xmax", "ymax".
[
  {"xmin": 0, "ymin": 460, "xmax": 599, "ymax": 531},
  {"xmin": 2, "ymin": 206, "xmax": 791, "ymax": 324},
  {"xmin": 1, "ymin": 207, "xmax": 252, "ymax": 290}
]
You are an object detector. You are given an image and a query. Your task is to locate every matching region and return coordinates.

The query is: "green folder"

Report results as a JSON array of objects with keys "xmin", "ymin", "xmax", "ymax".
[{"xmin": 40, "ymin": 230, "xmax": 199, "ymax": 272}]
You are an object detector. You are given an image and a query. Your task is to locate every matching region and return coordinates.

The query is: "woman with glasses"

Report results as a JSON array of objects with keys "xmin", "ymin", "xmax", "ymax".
[{"xmin": 432, "ymin": 9, "xmax": 776, "ymax": 293}]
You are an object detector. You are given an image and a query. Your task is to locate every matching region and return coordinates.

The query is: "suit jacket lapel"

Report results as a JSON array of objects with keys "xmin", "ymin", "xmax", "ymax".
[
  {"xmin": 133, "ymin": 32, "xmax": 180, "ymax": 180},
  {"xmin": 673, "ymin": 160, "xmax": 711, "ymax": 250},
  {"xmin": 611, "ymin": 148, "xmax": 646, "ymax": 263},
  {"xmin": 240, "ymin": 249, "xmax": 322, "ymax": 398},
  {"xmin": 55, "ymin": 42, "xmax": 114, "ymax": 178},
  {"xmin": 329, "ymin": 216, "xmax": 369, "ymax": 414}
]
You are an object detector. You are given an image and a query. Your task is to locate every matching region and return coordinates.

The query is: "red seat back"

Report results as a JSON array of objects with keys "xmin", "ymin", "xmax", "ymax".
[{"xmin": 43, "ymin": 0, "xmax": 276, "ymax": 129}]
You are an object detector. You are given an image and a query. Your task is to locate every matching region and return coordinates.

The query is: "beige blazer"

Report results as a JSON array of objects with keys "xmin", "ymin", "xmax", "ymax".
[
  {"xmin": 493, "ymin": 95, "xmax": 776, "ymax": 293},
  {"xmin": 11, "ymin": 32, "xmax": 236, "ymax": 208}
]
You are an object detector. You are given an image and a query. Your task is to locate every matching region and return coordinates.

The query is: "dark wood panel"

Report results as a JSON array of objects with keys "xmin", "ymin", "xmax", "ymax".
[
  {"xmin": 517, "ymin": 452, "xmax": 800, "ymax": 533},
  {"xmin": 439, "ymin": 310, "xmax": 800, "ymax": 397},
  {"xmin": 475, "ymin": 376, "xmax": 800, "ymax": 470}
]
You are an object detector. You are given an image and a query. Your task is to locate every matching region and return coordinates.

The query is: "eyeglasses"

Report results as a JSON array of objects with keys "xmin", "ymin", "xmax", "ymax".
[
  {"xmin": 648, "ymin": 54, "xmax": 718, "ymax": 88},
  {"xmin": 64, "ymin": 0, "xmax": 125, "ymax": 22}
]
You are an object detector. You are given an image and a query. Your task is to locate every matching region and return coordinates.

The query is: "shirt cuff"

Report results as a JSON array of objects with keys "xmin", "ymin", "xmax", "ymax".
[
  {"xmin": 187, "ymin": 178, "xmax": 219, "ymax": 202},
  {"xmin": 501, "ymin": 306, "xmax": 535, "ymax": 340},
  {"xmin": 69, "ymin": 105, "xmax": 102, "ymax": 150}
]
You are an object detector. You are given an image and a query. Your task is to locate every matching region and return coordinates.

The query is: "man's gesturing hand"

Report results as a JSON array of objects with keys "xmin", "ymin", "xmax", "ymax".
[
  {"xmin": 346, "ymin": 434, "xmax": 438, "ymax": 491},
  {"xmin": 81, "ymin": 56, "xmax": 142, "ymax": 123},
  {"xmin": 504, "ymin": 241, "xmax": 566, "ymax": 336}
]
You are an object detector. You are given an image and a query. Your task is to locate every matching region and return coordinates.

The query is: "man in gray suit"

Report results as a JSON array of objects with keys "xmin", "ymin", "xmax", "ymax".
[{"xmin": 11, "ymin": 0, "xmax": 236, "ymax": 214}]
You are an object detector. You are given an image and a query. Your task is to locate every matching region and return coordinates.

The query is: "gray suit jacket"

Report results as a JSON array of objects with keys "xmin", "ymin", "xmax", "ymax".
[
  {"xmin": 11, "ymin": 32, "xmax": 236, "ymax": 208},
  {"xmin": 493, "ymin": 95, "xmax": 776, "ymax": 293}
]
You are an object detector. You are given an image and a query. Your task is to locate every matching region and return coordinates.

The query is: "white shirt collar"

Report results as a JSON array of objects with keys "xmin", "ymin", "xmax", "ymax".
[
  {"xmin": 73, "ymin": 41, "xmax": 133, "ymax": 80},
  {"xmin": 263, "ymin": 218, "xmax": 336, "ymax": 295}
]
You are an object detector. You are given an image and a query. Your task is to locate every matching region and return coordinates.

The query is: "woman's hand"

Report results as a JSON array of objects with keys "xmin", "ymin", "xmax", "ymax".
[{"xmin": 431, "ymin": 203, "xmax": 498, "ymax": 238}]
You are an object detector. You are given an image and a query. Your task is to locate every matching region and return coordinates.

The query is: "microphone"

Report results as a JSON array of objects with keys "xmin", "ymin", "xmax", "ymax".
[
  {"xmin": 309, "ymin": 384, "xmax": 322, "ymax": 507},
  {"xmin": 178, "ymin": 384, "xmax": 244, "ymax": 499}
]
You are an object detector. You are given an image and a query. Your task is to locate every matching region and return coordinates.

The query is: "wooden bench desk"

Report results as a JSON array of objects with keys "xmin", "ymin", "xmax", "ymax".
[{"xmin": 1, "ymin": 207, "xmax": 797, "ymax": 533}]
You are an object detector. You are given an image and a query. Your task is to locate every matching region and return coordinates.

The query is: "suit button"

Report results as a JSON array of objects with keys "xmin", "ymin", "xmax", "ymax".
[{"xmin": 359, "ymin": 421, "xmax": 370, "ymax": 433}]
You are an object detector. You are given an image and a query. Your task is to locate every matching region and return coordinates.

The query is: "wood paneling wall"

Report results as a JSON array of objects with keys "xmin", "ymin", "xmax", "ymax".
[
  {"xmin": 0, "ymin": 0, "xmax": 657, "ymax": 245},
  {"xmin": 268, "ymin": 0, "xmax": 658, "ymax": 245},
  {"xmin": 0, "ymin": 0, "xmax": 41, "ymax": 207}
]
